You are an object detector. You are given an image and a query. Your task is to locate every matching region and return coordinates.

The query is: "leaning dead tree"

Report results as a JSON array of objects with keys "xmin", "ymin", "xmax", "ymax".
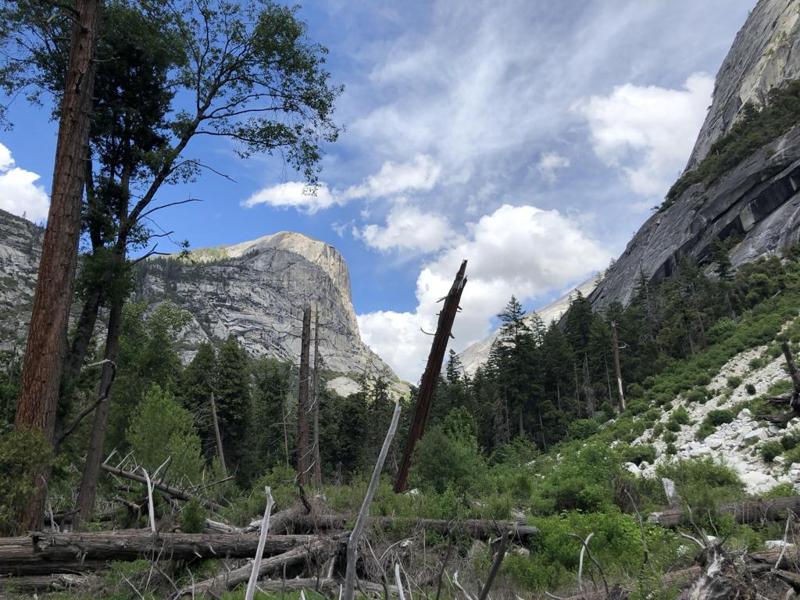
[
  {"xmin": 297, "ymin": 305, "xmax": 312, "ymax": 485},
  {"xmin": 759, "ymin": 341, "xmax": 800, "ymax": 424},
  {"xmin": 395, "ymin": 260, "xmax": 468, "ymax": 493}
]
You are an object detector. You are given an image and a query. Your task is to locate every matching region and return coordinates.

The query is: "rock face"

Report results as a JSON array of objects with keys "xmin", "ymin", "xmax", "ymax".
[
  {"xmin": 591, "ymin": 0, "xmax": 800, "ymax": 311},
  {"xmin": 0, "ymin": 208, "xmax": 402, "ymax": 395},
  {"xmin": 0, "ymin": 209, "xmax": 43, "ymax": 351},
  {"xmin": 458, "ymin": 275, "xmax": 601, "ymax": 375}
]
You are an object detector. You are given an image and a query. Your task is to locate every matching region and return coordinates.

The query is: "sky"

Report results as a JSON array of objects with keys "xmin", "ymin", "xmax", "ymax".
[{"xmin": 0, "ymin": 0, "xmax": 754, "ymax": 382}]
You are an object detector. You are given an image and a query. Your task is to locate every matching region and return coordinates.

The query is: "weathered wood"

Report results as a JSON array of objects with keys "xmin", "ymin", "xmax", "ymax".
[
  {"xmin": 256, "ymin": 577, "xmax": 394, "ymax": 595},
  {"xmin": 0, "ymin": 573, "xmax": 98, "ymax": 593},
  {"xmin": 312, "ymin": 307, "xmax": 323, "ymax": 487},
  {"xmin": 100, "ymin": 463, "xmax": 223, "ymax": 511},
  {"xmin": 647, "ymin": 496, "xmax": 800, "ymax": 527},
  {"xmin": 395, "ymin": 260, "xmax": 467, "ymax": 493},
  {"xmin": 610, "ymin": 321, "xmax": 625, "ymax": 411},
  {"xmin": 172, "ymin": 537, "xmax": 337, "ymax": 598},
  {"xmin": 297, "ymin": 305, "xmax": 312, "ymax": 485},
  {"xmin": 344, "ymin": 400, "xmax": 402, "ymax": 600},
  {"xmin": 30, "ymin": 531, "xmax": 316, "ymax": 561},
  {"xmin": 210, "ymin": 392, "xmax": 228, "ymax": 476}
]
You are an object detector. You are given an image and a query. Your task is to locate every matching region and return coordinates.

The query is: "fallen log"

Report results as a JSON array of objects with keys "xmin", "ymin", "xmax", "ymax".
[
  {"xmin": 274, "ymin": 513, "xmax": 539, "ymax": 541},
  {"xmin": 172, "ymin": 537, "xmax": 338, "ymax": 598},
  {"xmin": 256, "ymin": 577, "xmax": 395, "ymax": 596},
  {"xmin": 647, "ymin": 495, "xmax": 800, "ymax": 527},
  {"xmin": 101, "ymin": 463, "xmax": 223, "ymax": 511},
  {"xmin": 0, "ymin": 573, "xmax": 98, "ymax": 594},
  {"xmin": 30, "ymin": 531, "xmax": 315, "ymax": 561}
]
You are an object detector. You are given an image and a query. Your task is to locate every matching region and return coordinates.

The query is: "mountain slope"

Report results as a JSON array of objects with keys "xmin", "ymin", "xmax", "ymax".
[
  {"xmin": 0, "ymin": 208, "xmax": 402, "ymax": 395},
  {"xmin": 591, "ymin": 0, "xmax": 800, "ymax": 310}
]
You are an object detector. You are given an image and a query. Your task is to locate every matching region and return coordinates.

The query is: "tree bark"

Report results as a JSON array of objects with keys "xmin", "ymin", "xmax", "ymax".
[
  {"xmin": 172, "ymin": 537, "xmax": 336, "ymax": 598},
  {"xmin": 395, "ymin": 260, "xmax": 467, "ymax": 492},
  {"xmin": 610, "ymin": 321, "xmax": 625, "ymax": 411},
  {"xmin": 75, "ymin": 286, "xmax": 124, "ymax": 527},
  {"xmin": 210, "ymin": 392, "xmax": 227, "ymax": 475},
  {"xmin": 14, "ymin": 0, "xmax": 102, "ymax": 531},
  {"xmin": 648, "ymin": 495, "xmax": 800, "ymax": 527},
  {"xmin": 297, "ymin": 305, "xmax": 312, "ymax": 485},
  {"xmin": 312, "ymin": 307, "xmax": 322, "ymax": 487}
]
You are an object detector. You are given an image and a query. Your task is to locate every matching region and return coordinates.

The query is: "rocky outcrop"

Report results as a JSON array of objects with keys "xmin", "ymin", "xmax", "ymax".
[
  {"xmin": 0, "ymin": 209, "xmax": 43, "ymax": 352},
  {"xmin": 591, "ymin": 0, "xmax": 800, "ymax": 311},
  {"xmin": 0, "ymin": 208, "xmax": 404, "ymax": 396},
  {"xmin": 458, "ymin": 276, "xmax": 601, "ymax": 375},
  {"xmin": 688, "ymin": 0, "xmax": 800, "ymax": 167}
]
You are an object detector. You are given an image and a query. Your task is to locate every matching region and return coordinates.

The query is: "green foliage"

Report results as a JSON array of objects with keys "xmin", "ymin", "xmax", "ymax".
[
  {"xmin": 656, "ymin": 457, "xmax": 744, "ymax": 526},
  {"xmin": 727, "ymin": 375, "xmax": 743, "ymax": 389},
  {"xmin": 696, "ymin": 409, "xmax": 735, "ymax": 440},
  {"xmin": 665, "ymin": 79, "xmax": 800, "ymax": 206},
  {"xmin": 760, "ymin": 440, "xmax": 783, "ymax": 463},
  {"xmin": 179, "ymin": 498, "xmax": 207, "ymax": 533},
  {"xmin": 412, "ymin": 408, "xmax": 488, "ymax": 495},
  {"xmin": 126, "ymin": 385, "xmax": 204, "ymax": 484},
  {"xmin": 620, "ymin": 443, "xmax": 656, "ymax": 465},
  {"xmin": 745, "ymin": 383, "xmax": 757, "ymax": 395},
  {"xmin": 0, "ymin": 429, "xmax": 51, "ymax": 535}
]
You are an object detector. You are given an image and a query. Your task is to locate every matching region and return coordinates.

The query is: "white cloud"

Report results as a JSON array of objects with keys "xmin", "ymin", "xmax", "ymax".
[
  {"xmin": 0, "ymin": 142, "xmax": 49, "ymax": 222},
  {"xmin": 357, "ymin": 204, "xmax": 611, "ymax": 381},
  {"xmin": 344, "ymin": 154, "xmax": 441, "ymax": 200},
  {"xmin": 358, "ymin": 203, "xmax": 450, "ymax": 253},
  {"xmin": 242, "ymin": 181, "xmax": 338, "ymax": 214},
  {"xmin": 537, "ymin": 152, "xmax": 571, "ymax": 183},
  {"xmin": 243, "ymin": 155, "xmax": 442, "ymax": 213},
  {"xmin": 577, "ymin": 73, "xmax": 713, "ymax": 197}
]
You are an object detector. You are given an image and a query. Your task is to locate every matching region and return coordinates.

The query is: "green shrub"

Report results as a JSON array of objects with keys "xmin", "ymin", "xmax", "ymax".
[
  {"xmin": 179, "ymin": 498, "xmax": 207, "ymax": 533},
  {"xmin": 745, "ymin": 383, "xmax": 757, "ymax": 395},
  {"xmin": 412, "ymin": 408, "xmax": 488, "ymax": 495},
  {"xmin": 0, "ymin": 429, "xmax": 51, "ymax": 535},
  {"xmin": 696, "ymin": 408, "xmax": 735, "ymax": 440},
  {"xmin": 760, "ymin": 440, "xmax": 783, "ymax": 463},
  {"xmin": 567, "ymin": 418, "xmax": 600, "ymax": 440},
  {"xmin": 665, "ymin": 442, "xmax": 677, "ymax": 456},
  {"xmin": 727, "ymin": 376, "xmax": 743, "ymax": 389},
  {"xmin": 685, "ymin": 388, "xmax": 707, "ymax": 403},
  {"xmin": 126, "ymin": 384, "xmax": 204, "ymax": 485},
  {"xmin": 662, "ymin": 430, "xmax": 677, "ymax": 444},
  {"xmin": 620, "ymin": 444, "xmax": 656, "ymax": 466}
]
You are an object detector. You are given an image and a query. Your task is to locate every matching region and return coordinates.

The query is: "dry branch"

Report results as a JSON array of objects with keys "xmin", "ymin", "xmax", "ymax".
[
  {"xmin": 100, "ymin": 463, "xmax": 223, "ymax": 511},
  {"xmin": 172, "ymin": 537, "xmax": 338, "ymax": 598}
]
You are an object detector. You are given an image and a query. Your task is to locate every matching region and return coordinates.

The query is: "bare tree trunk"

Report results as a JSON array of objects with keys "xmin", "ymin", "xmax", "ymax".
[
  {"xmin": 312, "ymin": 308, "xmax": 322, "ymax": 487},
  {"xmin": 297, "ymin": 306, "xmax": 312, "ymax": 485},
  {"xmin": 14, "ymin": 0, "xmax": 101, "ymax": 531},
  {"xmin": 75, "ymin": 280, "xmax": 124, "ymax": 527},
  {"xmin": 582, "ymin": 355, "xmax": 595, "ymax": 416},
  {"xmin": 394, "ymin": 260, "xmax": 467, "ymax": 493},
  {"xmin": 210, "ymin": 392, "xmax": 227, "ymax": 475},
  {"xmin": 610, "ymin": 321, "xmax": 625, "ymax": 411},
  {"xmin": 344, "ymin": 401, "xmax": 402, "ymax": 600}
]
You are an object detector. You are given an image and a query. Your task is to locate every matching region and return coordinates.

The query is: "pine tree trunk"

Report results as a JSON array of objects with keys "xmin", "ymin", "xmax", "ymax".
[
  {"xmin": 210, "ymin": 392, "xmax": 227, "ymax": 475},
  {"xmin": 15, "ymin": 0, "xmax": 101, "ymax": 531},
  {"xmin": 75, "ymin": 273, "xmax": 124, "ymax": 527},
  {"xmin": 312, "ymin": 308, "xmax": 322, "ymax": 487},
  {"xmin": 296, "ymin": 306, "xmax": 312, "ymax": 485}
]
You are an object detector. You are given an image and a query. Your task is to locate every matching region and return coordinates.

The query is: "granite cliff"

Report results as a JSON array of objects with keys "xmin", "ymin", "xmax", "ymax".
[
  {"xmin": 0, "ymin": 209, "xmax": 402, "ymax": 396},
  {"xmin": 591, "ymin": 0, "xmax": 800, "ymax": 310}
]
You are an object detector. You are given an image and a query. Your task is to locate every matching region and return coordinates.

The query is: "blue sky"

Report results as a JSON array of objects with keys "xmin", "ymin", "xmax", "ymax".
[{"xmin": 0, "ymin": 0, "xmax": 754, "ymax": 380}]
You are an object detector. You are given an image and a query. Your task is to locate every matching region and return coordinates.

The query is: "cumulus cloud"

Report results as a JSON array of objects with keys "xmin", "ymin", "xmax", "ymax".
[
  {"xmin": 357, "ymin": 204, "xmax": 611, "ymax": 381},
  {"xmin": 577, "ymin": 73, "xmax": 713, "ymax": 197},
  {"xmin": 242, "ymin": 181, "xmax": 338, "ymax": 214},
  {"xmin": 243, "ymin": 154, "xmax": 442, "ymax": 213},
  {"xmin": 344, "ymin": 154, "xmax": 441, "ymax": 200},
  {"xmin": 357, "ymin": 203, "xmax": 450, "ymax": 253},
  {"xmin": 0, "ymin": 143, "xmax": 49, "ymax": 222},
  {"xmin": 537, "ymin": 152, "xmax": 571, "ymax": 183}
]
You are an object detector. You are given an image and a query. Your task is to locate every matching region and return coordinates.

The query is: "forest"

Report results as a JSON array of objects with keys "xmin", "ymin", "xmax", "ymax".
[{"xmin": 3, "ymin": 0, "xmax": 800, "ymax": 598}]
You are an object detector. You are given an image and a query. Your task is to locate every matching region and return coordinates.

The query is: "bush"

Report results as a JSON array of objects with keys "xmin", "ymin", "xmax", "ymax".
[
  {"xmin": 760, "ymin": 440, "xmax": 783, "ymax": 463},
  {"xmin": 179, "ymin": 498, "xmax": 207, "ymax": 533},
  {"xmin": 662, "ymin": 430, "xmax": 677, "ymax": 444},
  {"xmin": 412, "ymin": 408, "xmax": 488, "ymax": 495},
  {"xmin": 696, "ymin": 409, "xmax": 735, "ymax": 440},
  {"xmin": 567, "ymin": 418, "xmax": 600, "ymax": 440},
  {"xmin": 685, "ymin": 388, "xmax": 707, "ymax": 403},
  {"xmin": 727, "ymin": 376, "xmax": 743, "ymax": 389},
  {"xmin": 745, "ymin": 383, "xmax": 757, "ymax": 395},
  {"xmin": 620, "ymin": 444, "xmax": 656, "ymax": 466},
  {"xmin": 126, "ymin": 384, "xmax": 204, "ymax": 485},
  {"xmin": 0, "ymin": 429, "xmax": 51, "ymax": 535}
]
